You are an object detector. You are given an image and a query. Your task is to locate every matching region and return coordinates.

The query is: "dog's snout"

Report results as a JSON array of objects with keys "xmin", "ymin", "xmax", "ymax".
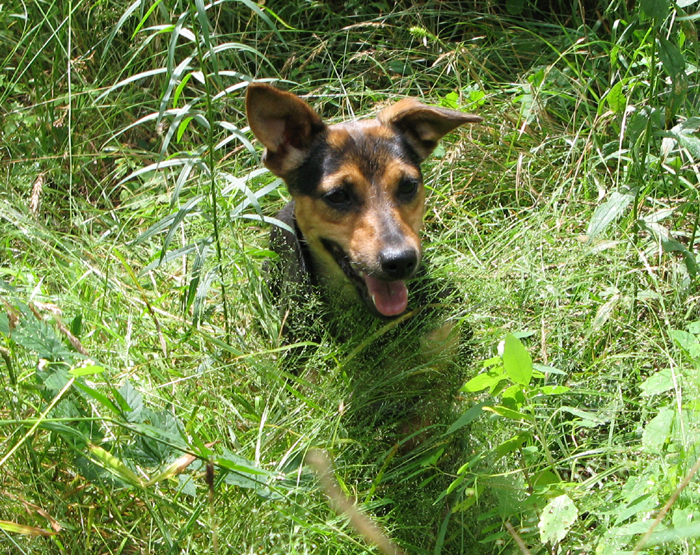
[{"xmin": 379, "ymin": 248, "xmax": 418, "ymax": 280}]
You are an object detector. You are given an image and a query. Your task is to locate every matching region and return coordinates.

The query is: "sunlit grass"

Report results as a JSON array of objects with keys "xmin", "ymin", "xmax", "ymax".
[{"xmin": 1, "ymin": 0, "xmax": 699, "ymax": 553}]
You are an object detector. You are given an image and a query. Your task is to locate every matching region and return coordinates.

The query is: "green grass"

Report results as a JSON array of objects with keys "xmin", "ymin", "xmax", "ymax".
[{"xmin": 2, "ymin": 0, "xmax": 700, "ymax": 553}]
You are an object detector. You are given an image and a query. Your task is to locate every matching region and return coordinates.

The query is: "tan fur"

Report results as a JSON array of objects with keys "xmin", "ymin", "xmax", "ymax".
[{"xmin": 246, "ymin": 83, "xmax": 482, "ymax": 314}]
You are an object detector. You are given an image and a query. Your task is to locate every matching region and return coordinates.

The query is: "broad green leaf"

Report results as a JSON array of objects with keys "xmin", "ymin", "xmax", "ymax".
[
  {"xmin": 614, "ymin": 493, "xmax": 659, "ymax": 525},
  {"xmin": 640, "ymin": 0, "xmax": 670, "ymax": 19},
  {"xmin": 502, "ymin": 334, "xmax": 532, "ymax": 386},
  {"xmin": 587, "ymin": 188, "xmax": 636, "ymax": 238},
  {"xmin": 670, "ymin": 329, "xmax": 700, "ymax": 359},
  {"xmin": 501, "ymin": 384, "xmax": 526, "ymax": 409},
  {"xmin": 461, "ymin": 368, "xmax": 505, "ymax": 392},
  {"xmin": 673, "ymin": 131, "xmax": 700, "ymax": 160},
  {"xmin": 640, "ymin": 367, "xmax": 674, "ymax": 396},
  {"xmin": 441, "ymin": 91, "xmax": 459, "ymax": 109},
  {"xmin": 495, "ymin": 432, "xmax": 531, "ymax": 459},
  {"xmin": 539, "ymin": 494, "xmax": 578, "ymax": 545},
  {"xmin": 605, "ymin": 81, "xmax": 626, "ymax": 113},
  {"xmin": 642, "ymin": 407, "xmax": 674, "ymax": 453},
  {"xmin": 446, "ymin": 402, "xmax": 487, "ymax": 434},
  {"xmin": 119, "ymin": 381, "xmax": 144, "ymax": 423}
]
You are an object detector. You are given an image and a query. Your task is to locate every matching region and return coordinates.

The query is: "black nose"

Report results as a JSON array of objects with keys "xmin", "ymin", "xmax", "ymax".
[{"xmin": 379, "ymin": 248, "xmax": 418, "ymax": 280}]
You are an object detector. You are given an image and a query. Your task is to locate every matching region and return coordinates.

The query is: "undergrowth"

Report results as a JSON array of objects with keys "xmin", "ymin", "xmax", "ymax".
[{"xmin": 1, "ymin": 0, "xmax": 700, "ymax": 553}]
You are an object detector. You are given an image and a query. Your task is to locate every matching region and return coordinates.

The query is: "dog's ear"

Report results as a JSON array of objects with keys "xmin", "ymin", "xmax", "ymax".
[
  {"xmin": 378, "ymin": 99, "xmax": 482, "ymax": 161},
  {"xmin": 246, "ymin": 83, "xmax": 326, "ymax": 177}
]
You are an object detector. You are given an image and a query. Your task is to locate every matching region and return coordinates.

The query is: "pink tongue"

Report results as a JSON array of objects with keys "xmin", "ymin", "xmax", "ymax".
[{"xmin": 363, "ymin": 274, "xmax": 408, "ymax": 317}]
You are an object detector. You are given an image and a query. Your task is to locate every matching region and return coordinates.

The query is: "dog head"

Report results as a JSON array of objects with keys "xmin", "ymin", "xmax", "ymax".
[{"xmin": 246, "ymin": 83, "xmax": 482, "ymax": 318}]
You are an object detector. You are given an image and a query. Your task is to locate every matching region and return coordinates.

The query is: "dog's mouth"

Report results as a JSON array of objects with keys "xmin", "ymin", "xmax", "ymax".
[{"xmin": 321, "ymin": 239, "xmax": 410, "ymax": 318}]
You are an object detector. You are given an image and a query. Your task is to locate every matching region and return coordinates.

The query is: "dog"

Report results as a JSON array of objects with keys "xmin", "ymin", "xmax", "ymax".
[{"xmin": 245, "ymin": 83, "xmax": 482, "ymax": 329}]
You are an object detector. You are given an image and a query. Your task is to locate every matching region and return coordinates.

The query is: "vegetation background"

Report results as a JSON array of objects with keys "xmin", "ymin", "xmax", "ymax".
[{"xmin": 1, "ymin": 0, "xmax": 700, "ymax": 553}]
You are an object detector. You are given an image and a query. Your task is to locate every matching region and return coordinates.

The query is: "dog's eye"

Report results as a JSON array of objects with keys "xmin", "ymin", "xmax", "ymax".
[
  {"xmin": 397, "ymin": 178, "xmax": 419, "ymax": 200},
  {"xmin": 324, "ymin": 189, "xmax": 351, "ymax": 208}
]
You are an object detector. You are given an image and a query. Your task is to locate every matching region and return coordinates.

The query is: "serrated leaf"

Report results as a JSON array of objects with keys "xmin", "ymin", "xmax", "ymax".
[
  {"xmin": 539, "ymin": 494, "xmax": 578, "ymax": 545},
  {"xmin": 587, "ymin": 188, "xmax": 636, "ymax": 238},
  {"xmin": 640, "ymin": 367, "xmax": 674, "ymax": 396},
  {"xmin": 12, "ymin": 317, "xmax": 72, "ymax": 362},
  {"xmin": 502, "ymin": 334, "xmax": 533, "ymax": 386},
  {"xmin": 43, "ymin": 369, "xmax": 71, "ymax": 394},
  {"xmin": 119, "ymin": 381, "xmax": 144, "ymax": 423}
]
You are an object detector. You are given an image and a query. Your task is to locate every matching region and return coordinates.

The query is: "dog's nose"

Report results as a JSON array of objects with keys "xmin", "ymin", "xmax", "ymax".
[{"xmin": 379, "ymin": 248, "xmax": 418, "ymax": 280}]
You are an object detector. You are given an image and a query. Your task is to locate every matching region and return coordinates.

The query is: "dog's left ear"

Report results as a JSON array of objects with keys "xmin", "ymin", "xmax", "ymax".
[
  {"xmin": 378, "ymin": 98, "xmax": 483, "ymax": 162},
  {"xmin": 246, "ymin": 83, "xmax": 326, "ymax": 178}
]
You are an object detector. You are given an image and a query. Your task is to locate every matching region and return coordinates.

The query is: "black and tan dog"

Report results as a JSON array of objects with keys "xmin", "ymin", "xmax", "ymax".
[{"xmin": 245, "ymin": 83, "xmax": 482, "ymax": 325}]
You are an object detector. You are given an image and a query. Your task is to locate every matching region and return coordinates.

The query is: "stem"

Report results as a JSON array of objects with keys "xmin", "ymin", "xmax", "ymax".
[{"xmin": 192, "ymin": 7, "xmax": 230, "ymax": 343}]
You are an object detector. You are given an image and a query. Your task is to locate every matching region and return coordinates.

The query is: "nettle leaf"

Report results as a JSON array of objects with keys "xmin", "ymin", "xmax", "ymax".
[
  {"xmin": 12, "ymin": 317, "xmax": 73, "ymax": 362},
  {"xmin": 502, "ymin": 334, "xmax": 533, "ymax": 386},
  {"xmin": 219, "ymin": 450, "xmax": 279, "ymax": 499},
  {"xmin": 118, "ymin": 381, "xmax": 144, "ymax": 423},
  {"xmin": 587, "ymin": 188, "xmax": 636, "ymax": 238},
  {"xmin": 539, "ymin": 494, "xmax": 578, "ymax": 545}
]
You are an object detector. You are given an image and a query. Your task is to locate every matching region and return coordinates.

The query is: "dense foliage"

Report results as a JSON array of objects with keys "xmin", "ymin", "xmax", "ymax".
[{"xmin": 1, "ymin": 0, "xmax": 699, "ymax": 553}]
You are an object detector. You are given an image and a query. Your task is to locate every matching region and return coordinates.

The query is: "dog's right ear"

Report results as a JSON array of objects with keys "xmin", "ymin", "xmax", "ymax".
[{"xmin": 246, "ymin": 83, "xmax": 326, "ymax": 178}]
